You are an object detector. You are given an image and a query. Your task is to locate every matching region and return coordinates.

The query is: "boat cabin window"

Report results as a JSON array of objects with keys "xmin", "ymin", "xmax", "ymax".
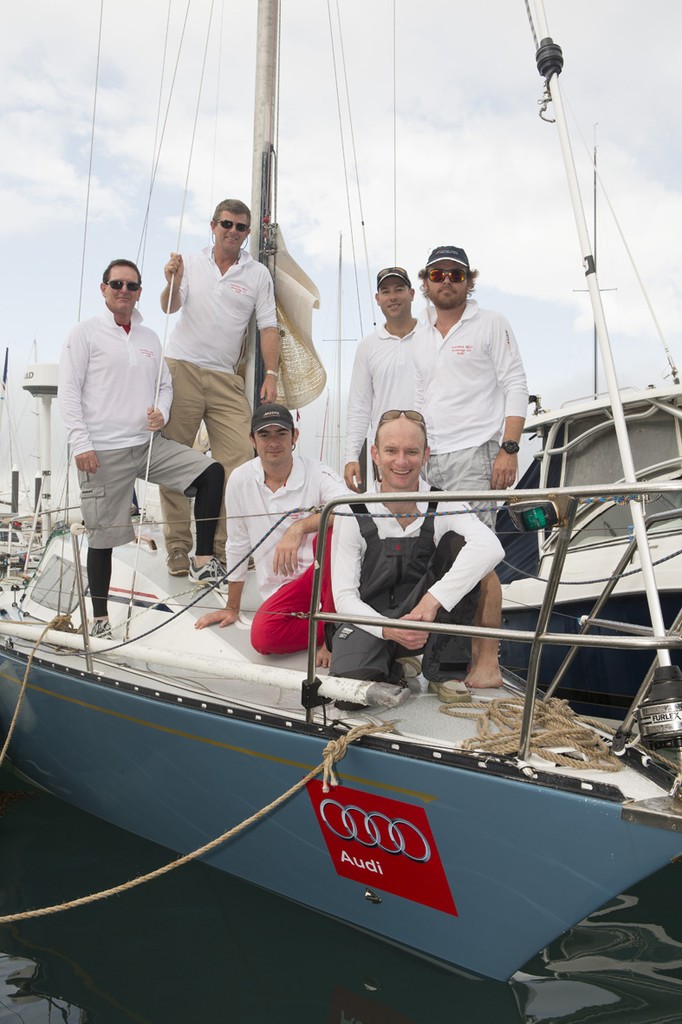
[
  {"xmin": 568, "ymin": 489, "xmax": 682, "ymax": 550},
  {"xmin": 29, "ymin": 555, "xmax": 80, "ymax": 615},
  {"xmin": 562, "ymin": 409, "xmax": 682, "ymax": 487}
]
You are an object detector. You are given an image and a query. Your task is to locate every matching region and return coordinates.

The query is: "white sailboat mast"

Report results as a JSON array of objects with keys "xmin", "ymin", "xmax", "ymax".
[
  {"xmin": 532, "ymin": 0, "xmax": 671, "ymax": 670},
  {"xmin": 249, "ymin": 0, "xmax": 280, "ymax": 407}
]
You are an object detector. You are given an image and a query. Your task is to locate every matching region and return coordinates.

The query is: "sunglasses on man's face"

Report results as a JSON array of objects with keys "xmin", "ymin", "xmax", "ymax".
[
  {"xmin": 216, "ymin": 219, "xmax": 250, "ymax": 233},
  {"xmin": 427, "ymin": 268, "xmax": 467, "ymax": 284},
  {"xmin": 107, "ymin": 280, "xmax": 141, "ymax": 292}
]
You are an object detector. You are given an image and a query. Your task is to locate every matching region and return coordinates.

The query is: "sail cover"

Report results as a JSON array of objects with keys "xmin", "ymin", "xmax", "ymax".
[{"xmin": 273, "ymin": 226, "xmax": 327, "ymax": 409}]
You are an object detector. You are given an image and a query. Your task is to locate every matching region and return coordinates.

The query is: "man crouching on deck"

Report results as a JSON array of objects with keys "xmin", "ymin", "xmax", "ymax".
[
  {"xmin": 195, "ymin": 403, "xmax": 347, "ymax": 666},
  {"xmin": 328, "ymin": 410, "xmax": 504, "ymax": 703}
]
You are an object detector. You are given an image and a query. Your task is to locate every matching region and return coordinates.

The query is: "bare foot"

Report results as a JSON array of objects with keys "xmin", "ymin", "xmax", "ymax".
[
  {"xmin": 316, "ymin": 642, "xmax": 331, "ymax": 669},
  {"xmin": 465, "ymin": 665, "xmax": 503, "ymax": 689}
]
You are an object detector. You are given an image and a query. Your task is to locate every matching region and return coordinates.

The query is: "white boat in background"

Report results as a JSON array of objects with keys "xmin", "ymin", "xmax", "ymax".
[
  {"xmin": 2, "ymin": 0, "xmax": 682, "ymax": 987},
  {"xmin": 500, "ymin": 383, "xmax": 682, "ymax": 718}
]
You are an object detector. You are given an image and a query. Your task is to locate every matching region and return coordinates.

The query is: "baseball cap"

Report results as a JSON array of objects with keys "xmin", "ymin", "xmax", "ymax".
[
  {"xmin": 376, "ymin": 266, "xmax": 412, "ymax": 289},
  {"xmin": 250, "ymin": 403, "xmax": 295, "ymax": 434},
  {"xmin": 424, "ymin": 245, "xmax": 470, "ymax": 270}
]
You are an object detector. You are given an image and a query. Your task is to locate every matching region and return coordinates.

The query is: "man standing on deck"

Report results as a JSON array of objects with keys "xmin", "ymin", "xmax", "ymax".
[
  {"xmin": 58, "ymin": 258, "xmax": 226, "ymax": 638},
  {"xmin": 330, "ymin": 410, "xmax": 503, "ymax": 705},
  {"xmin": 344, "ymin": 266, "xmax": 420, "ymax": 492},
  {"xmin": 414, "ymin": 244, "xmax": 529, "ymax": 689},
  {"xmin": 195, "ymin": 403, "xmax": 347, "ymax": 666},
  {"xmin": 159, "ymin": 198, "xmax": 281, "ymax": 577}
]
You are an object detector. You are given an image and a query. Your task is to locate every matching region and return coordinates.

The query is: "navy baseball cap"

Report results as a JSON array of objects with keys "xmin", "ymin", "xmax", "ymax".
[
  {"xmin": 425, "ymin": 245, "xmax": 470, "ymax": 270},
  {"xmin": 251, "ymin": 403, "xmax": 294, "ymax": 433}
]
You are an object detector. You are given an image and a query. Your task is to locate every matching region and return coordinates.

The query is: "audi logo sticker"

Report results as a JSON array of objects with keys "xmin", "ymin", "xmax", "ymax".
[{"xmin": 320, "ymin": 799, "xmax": 432, "ymax": 863}]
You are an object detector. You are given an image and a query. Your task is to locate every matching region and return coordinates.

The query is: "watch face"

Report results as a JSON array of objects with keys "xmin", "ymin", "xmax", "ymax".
[{"xmin": 502, "ymin": 440, "xmax": 520, "ymax": 454}]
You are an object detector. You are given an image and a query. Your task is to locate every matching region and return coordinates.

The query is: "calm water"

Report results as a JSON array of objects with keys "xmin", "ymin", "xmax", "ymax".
[{"xmin": 2, "ymin": 767, "xmax": 682, "ymax": 1023}]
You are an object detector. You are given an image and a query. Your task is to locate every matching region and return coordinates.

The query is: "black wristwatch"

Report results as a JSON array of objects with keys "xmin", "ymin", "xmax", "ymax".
[{"xmin": 500, "ymin": 439, "xmax": 520, "ymax": 455}]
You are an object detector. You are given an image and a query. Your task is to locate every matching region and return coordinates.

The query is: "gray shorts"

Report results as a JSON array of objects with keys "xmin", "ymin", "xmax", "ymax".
[
  {"xmin": 426, "ymin": 439, "xmax": 499, "ymax": 529},
  {"xmin": 79, "ymin": 434, "xmax": 215, "ymax": 548}
]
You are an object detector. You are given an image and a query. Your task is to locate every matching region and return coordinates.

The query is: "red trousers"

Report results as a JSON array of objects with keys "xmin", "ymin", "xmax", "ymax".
[{"xmin": 250, "ymin": 530, "xmax": 335, "ymax": 654}]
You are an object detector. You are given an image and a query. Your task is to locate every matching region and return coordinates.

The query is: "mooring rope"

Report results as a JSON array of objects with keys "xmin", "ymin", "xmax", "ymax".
[
  {"xmin": 0, "ymin": 720, "xmax": 393, "ymax": 924},
  {"xmin": 0, "ymin": 615, "xmax": 77, "ymax": 769}
]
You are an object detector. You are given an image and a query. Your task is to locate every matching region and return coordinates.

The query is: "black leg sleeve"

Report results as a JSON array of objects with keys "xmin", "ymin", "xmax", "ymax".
[
  {"xmin": 87, "ymin": 547, "xmax": 113, "ymax": 618},
  {"xmin": 191, "ymin": 461, "xmax": 225, "ymax": 556}
]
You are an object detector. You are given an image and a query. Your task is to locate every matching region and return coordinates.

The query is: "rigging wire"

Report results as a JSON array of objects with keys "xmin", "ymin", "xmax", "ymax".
[
  {"xmin": 526, "ymin": 0, "xmax": 679, "ymax": 385},
  {"xmin": 563, "ymin": 98, "xmax": 680, "ymax": 385},
  {"xmin": 127, "ymin": 0, "xmax": 218, "ymax": 634},
  {"xmin": 77, "ymin": 0, "xmax": 104, "ymax": 324},
  {"xmin": 136, "ymin": 0, "xmax": 194, "ymax": 266},
  {"xmin": 138, "ymin": 0, "xmax": 174, "ymax": 272},
  {"xmin": 334, "ymin": 1, "xmax": 373, "ymax": 333},
  {"xmin": 392, "ymin": 0, "xmax": 397, "ymax": 266},
  {"xmin": 209, "ymin": 0, "xmax": 225, "ymax": 212},
  {"xmin": 325, "ymin": 0, "xmax": 364, "ymax": 338}
]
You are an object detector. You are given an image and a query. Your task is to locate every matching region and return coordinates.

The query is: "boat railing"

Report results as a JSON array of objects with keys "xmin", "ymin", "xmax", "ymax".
[
  {"xmin": 543, "ymin": 502, "xmax": 682, "ymax": 736},
  {"xmin": 307, "ymin": 482, "xmax": 682, "ymax": 752}
]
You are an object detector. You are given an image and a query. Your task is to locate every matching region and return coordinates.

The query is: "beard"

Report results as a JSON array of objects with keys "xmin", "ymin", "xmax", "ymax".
[{"xmin": 429, "ymin": 289, "xmax": 467, "ymax": 311}]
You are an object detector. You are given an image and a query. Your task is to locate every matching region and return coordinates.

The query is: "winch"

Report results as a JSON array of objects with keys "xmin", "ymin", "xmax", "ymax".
[{"xmin": 636, "ymin": 666, "xmax": 682, "ymax": 751}]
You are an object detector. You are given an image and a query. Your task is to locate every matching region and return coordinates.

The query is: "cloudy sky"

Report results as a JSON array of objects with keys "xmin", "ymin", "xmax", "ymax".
[{"xmin": 2, "ymin": 0, "xmax": 681, "ymax": 486}]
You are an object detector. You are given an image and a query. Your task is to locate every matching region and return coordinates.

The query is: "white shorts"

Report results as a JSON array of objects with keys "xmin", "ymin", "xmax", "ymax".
[{"xmin": 426, "ymin": 439, "xmax": 499, "ymax": 529}]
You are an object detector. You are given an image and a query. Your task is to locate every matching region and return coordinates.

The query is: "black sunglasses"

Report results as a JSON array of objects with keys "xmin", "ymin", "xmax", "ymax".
[
  {"xmin": 216, "ymin": 219, "xmax": 250, "ymax": 233},
  {"xmin": 106, "ymin": 280, "xmax": 141, "ymax": 292}
]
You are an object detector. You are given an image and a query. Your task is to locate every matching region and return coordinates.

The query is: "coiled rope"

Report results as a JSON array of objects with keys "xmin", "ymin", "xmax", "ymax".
[{"xmin": 440, "ymin": 695, "xmax": 621, "ymax": 771}]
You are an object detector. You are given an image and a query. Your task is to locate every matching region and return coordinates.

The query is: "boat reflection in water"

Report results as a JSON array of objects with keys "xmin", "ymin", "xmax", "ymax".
[
  {"xmin": 2, "ymin": 779, "xmax": 682, "ymax": 1024},
  {"xmin": 0, "ymin": 780, "xmax": 520, "ymax": 1023}
]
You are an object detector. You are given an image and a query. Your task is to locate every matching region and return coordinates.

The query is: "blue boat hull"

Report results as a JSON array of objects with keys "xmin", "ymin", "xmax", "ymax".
[{"xmin": 1, "ymin": 646, "xmax": 681, "ymax": 982}]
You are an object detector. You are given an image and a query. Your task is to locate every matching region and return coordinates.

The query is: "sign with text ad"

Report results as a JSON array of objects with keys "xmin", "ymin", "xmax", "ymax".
[{"xmin": 307, "ymin": 781, "xmax": 457, "ymax": 916}]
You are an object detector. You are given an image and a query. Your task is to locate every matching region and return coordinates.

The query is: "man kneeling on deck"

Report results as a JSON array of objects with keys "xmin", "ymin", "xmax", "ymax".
[
  {"xmin": 195, "ymin": 403, "xmax": 347, "ymax": 666},
  {"xmin": 329, "ymin": 410, "xmax": 504, "ymax": 705}
]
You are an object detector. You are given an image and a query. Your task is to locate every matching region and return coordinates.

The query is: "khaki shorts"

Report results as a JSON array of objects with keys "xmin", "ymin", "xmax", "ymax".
[
  {"xmin": 426, "ymin": 439, "xmax": 499, "ymax": 529},
  {"xmin": 79, "ymin": 434, "xmax": 215, "ymax": 548}
]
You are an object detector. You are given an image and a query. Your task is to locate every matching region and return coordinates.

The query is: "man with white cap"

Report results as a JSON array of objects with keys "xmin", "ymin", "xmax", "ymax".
[
  {"xmin": 343, "ymin": 266, "xmax": 421, "ymax": 492},
  {"xmin": 414, "ymin": 244, "xmax": 529, "ymax": 688}
]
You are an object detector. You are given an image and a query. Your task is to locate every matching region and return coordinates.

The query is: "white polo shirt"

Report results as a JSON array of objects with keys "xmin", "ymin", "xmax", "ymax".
[
  {"xmin": 414, "ymin": 301, "xmax": 529, "ymax": 454},
  {"xmin": 344, "ymin": 322, "xmax": 423, "ymax": 463},
  {"xmin": 226, "ymin": 454, "xmax": 347, "ymax": 600},
  {"xmin": 59, "ymin": 308, "xmax": 173, "ymax": 455},
  {"xmin": 165, "ymin": 247, "xmax": 278, "ymax": 374}
]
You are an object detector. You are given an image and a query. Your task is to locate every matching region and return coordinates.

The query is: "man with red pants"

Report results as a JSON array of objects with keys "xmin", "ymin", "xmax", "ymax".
[{"xmin": 195, "ymin": 404, "xmax": 347, "ymax": 666}]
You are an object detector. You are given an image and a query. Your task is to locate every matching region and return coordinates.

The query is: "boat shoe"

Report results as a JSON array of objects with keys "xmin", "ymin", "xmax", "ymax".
[{"xmin": 427, "ymin": 679, "xmax": 470, "ymax": 704}]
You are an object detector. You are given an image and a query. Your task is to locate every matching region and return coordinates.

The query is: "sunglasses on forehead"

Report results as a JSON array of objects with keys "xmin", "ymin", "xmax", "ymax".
[
  {"xmin": 106, "ymin": 279, "xmax": 141, "ymax": 292},
  {"xmin": 378, "ymin": 410, "xmax": 426, "ymax": 426},
  {"xmin": 216, "ymin": 219, "xmax": 250, "ymax": 233}
]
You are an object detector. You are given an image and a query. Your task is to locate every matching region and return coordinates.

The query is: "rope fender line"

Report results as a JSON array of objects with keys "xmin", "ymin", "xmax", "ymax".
[{"xmin": 0, "ymin": 720, "xmax": 394, "ymax": 925}]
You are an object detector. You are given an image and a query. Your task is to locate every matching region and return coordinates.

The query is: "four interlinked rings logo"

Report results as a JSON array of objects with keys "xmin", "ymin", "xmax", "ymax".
[{"xmin": 319, "ymin": 799, "xmax": 431, "ymax": 862}]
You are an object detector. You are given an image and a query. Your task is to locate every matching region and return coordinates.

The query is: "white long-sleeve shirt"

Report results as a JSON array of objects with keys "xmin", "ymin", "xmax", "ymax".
[
  {"xmin": 414, "ymin": 301, "xmax": 528, "ymax": 455},
  {"xmin": 165, "ymin": 246, "xmax": 278, "ymax": 374},
  {"xmin": 343, "ymin": 323, "xmax": 422, "ymax": 463},
  {"xmin": 331, "ymin": 479, "xmax": 504, "ymax": 638},
  {"xmin": 225, "ymin": 454, "xmax": 347, "ymax": 600},
  {"xmin": 58, "ymin": 307, "xmax": 173, "ymax": 455}
]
